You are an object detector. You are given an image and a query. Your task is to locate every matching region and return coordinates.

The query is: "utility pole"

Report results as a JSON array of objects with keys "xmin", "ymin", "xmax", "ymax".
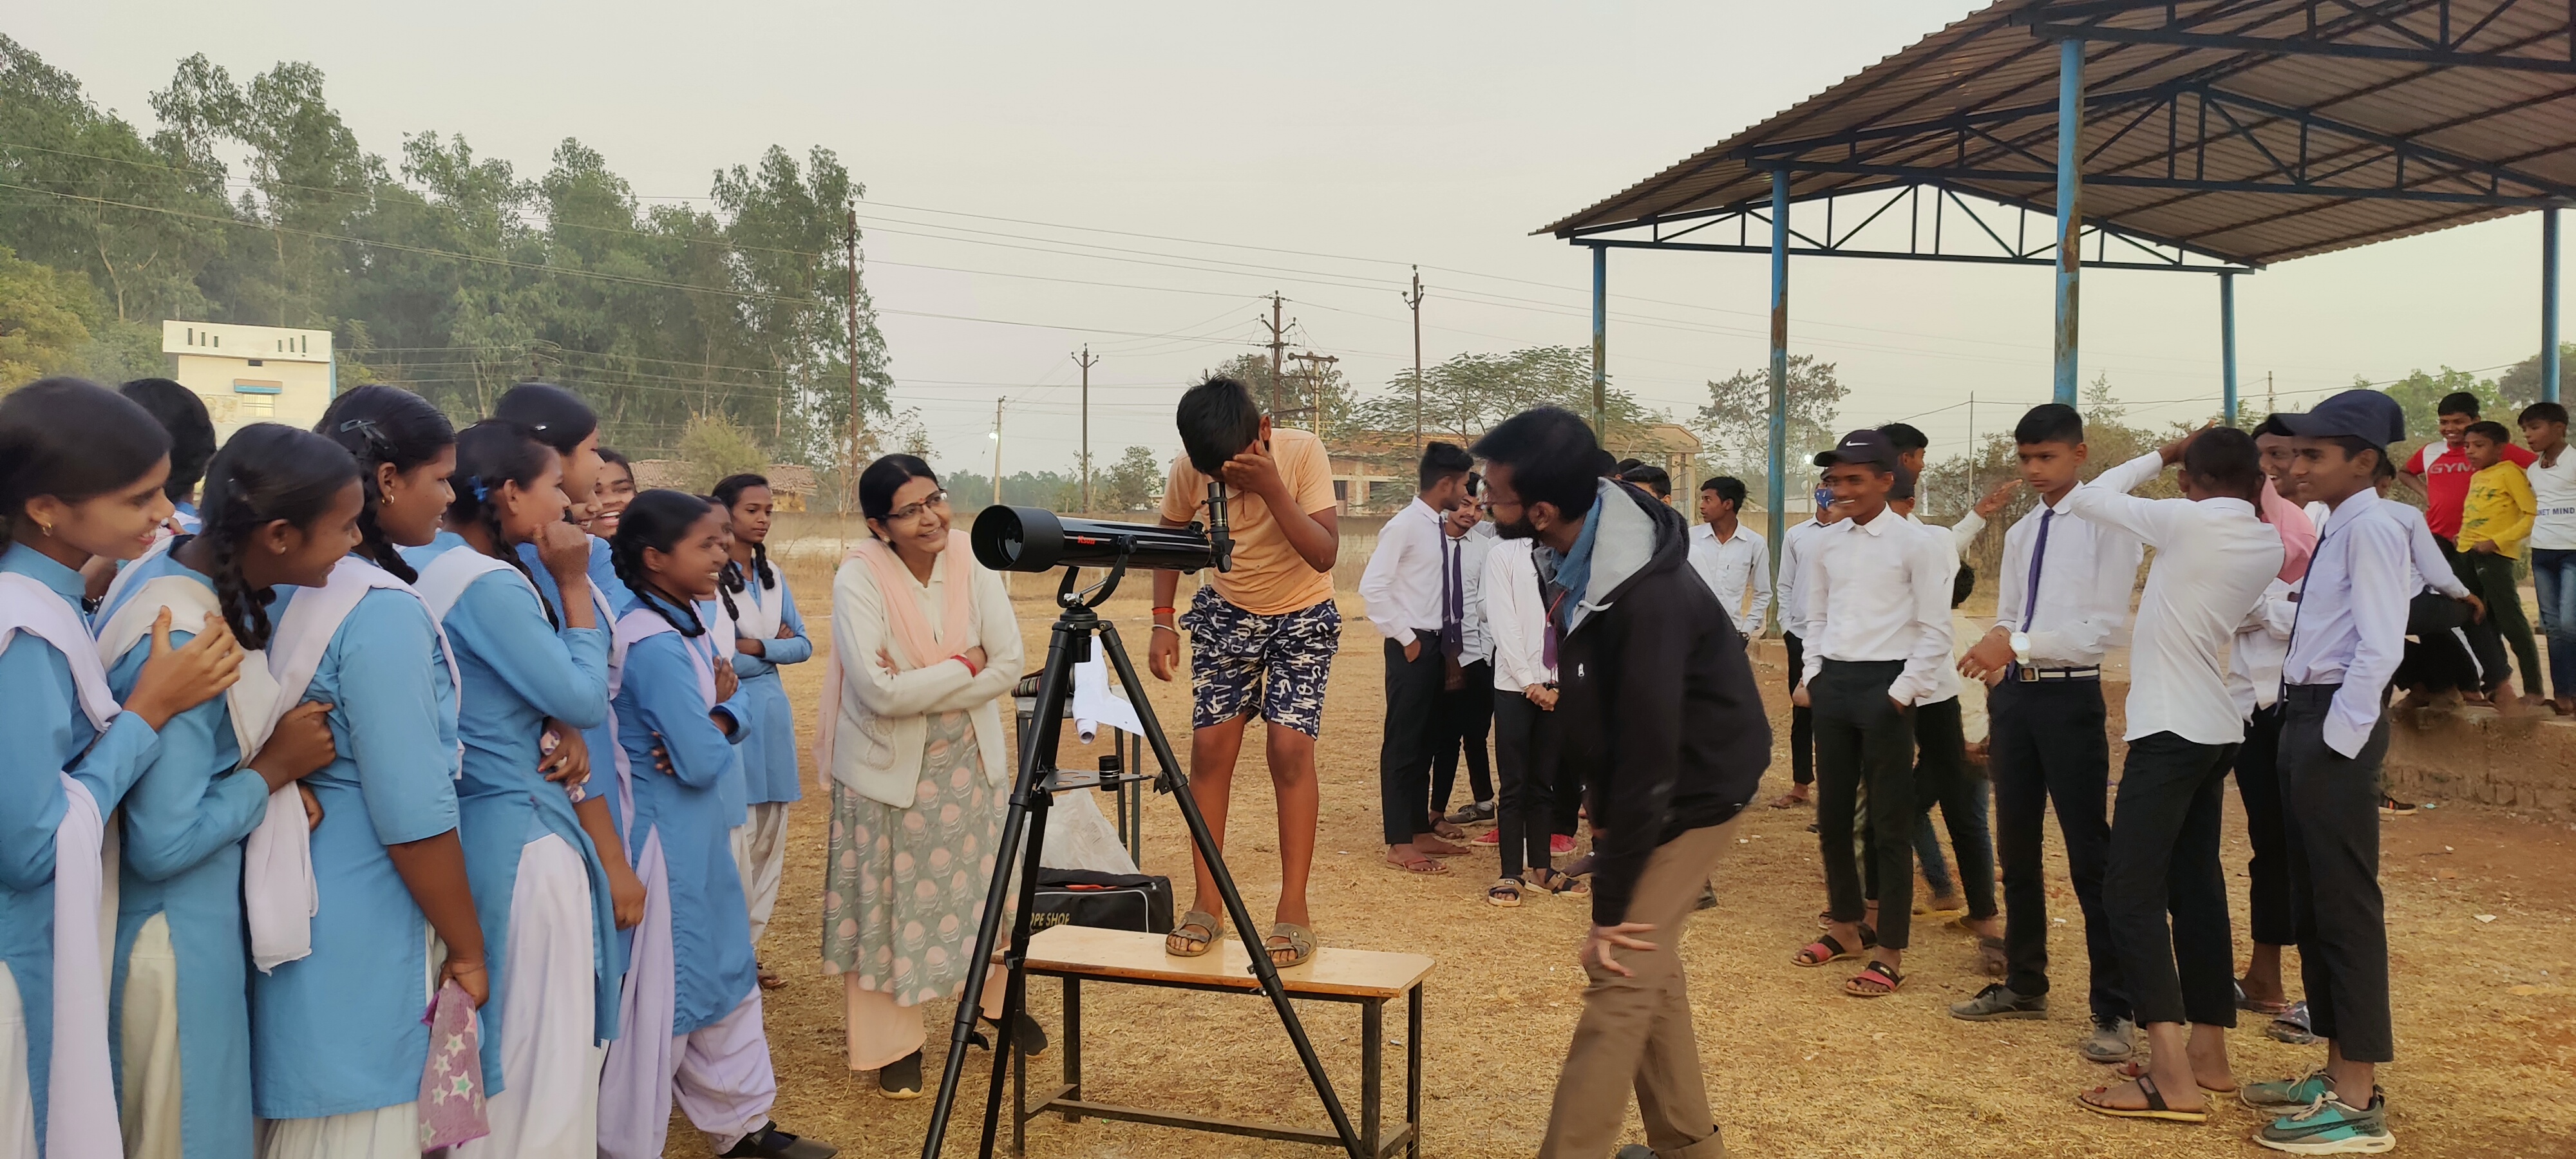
[
  {"xmin": 1258, "ymin": 293, "xmax": 1289, "ymax": 413},
  {"xmin": 846, "ymin": 207, "xmax": 865, "ymax": 529},
  {"xmin": 1073, "ymin": 346, "xmax": 1099, "ymax": 513},
  {"xmin": 1406, "ymin": 270, "xmax": 1427, "ymax": 450},
  {"xmin": 990, "ymin": 397, "xmax": 1006, "ymax": 509},
  {"xmin": 1285, "ymin": 351, "xmax": 1338, "ymax": 433}
]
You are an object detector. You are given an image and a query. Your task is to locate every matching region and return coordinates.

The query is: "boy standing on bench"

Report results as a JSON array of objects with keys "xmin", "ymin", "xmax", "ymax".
[{"xmin": 1148, "ymin": 376, "xmax": 1342, "ymax": 970}]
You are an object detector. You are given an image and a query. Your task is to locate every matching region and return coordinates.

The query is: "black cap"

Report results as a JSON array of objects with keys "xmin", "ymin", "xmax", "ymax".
[
  {"xmin": 2257, "ymin": 389, "xmax": 2406, "ymax": 447},
  {"xmin": 1815, "ymin": 429, "xmax": 1900, "ymax": 471}
]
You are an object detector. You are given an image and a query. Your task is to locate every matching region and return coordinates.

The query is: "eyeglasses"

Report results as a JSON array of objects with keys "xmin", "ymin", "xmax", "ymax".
[{"xmin": 885, "ymin": 489, "xmax": 951, "ymax": 523}]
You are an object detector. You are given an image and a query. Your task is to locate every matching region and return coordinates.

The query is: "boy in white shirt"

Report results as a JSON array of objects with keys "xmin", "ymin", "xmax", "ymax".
[
  {"xmin": 2521, "ymin": 402, "xmax": 2576, "ymax": 716},
  {"xmin": 1686, "ymin": 476, "xmax": 1770, "ymax": 637},
  {"xmin": 1358, "ymin": 442, "xmax": 1479, "ymax": 874}
]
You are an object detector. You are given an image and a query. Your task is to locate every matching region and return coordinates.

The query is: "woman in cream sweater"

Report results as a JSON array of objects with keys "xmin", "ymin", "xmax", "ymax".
[{"xmin": 817, "ymin": 454, "xmax": 1036, "ymax": 1099}]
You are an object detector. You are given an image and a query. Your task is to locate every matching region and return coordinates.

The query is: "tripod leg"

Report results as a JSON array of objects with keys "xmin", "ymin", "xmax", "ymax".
[
  {"xmin": 1095, "ymin": 625, "xmax": 1367, "ymax": 1158},
  {"xmin": 979, "ymin": 791, "xmax": 1052, "ymax": 1158},
  {"xmin": 922, "ymin": 617, "xmax": 1080, "ymax": 1159}
]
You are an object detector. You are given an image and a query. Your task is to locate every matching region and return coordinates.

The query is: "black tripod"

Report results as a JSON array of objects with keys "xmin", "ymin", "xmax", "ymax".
[{"xmin": 918, "ymin": 556, "xmax": 1363, "ymax": 1159}]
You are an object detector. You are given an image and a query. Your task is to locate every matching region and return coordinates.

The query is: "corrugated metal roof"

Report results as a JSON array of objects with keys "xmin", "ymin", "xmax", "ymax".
[{"xmin": 1542, "ymin": 1, "xmax": 2576, "ymax": 265}]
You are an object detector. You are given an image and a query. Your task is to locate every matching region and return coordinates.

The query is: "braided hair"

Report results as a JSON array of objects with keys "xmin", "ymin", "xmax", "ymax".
[
  {"xmin": 317, "ymin": 386, "xmax": 455, "ymax": 583},
  {"xmin": 0, "ymin": 377, "xmax": 171, "ymax": 550},
  {"xmin": 609, "ymin": 489, "xmax": 715, "ymax": 637},
  {"xmin": 711, "ymin": 472, "xmax": 774, "ymax": 597},
  {"xmin": 700, "ymin": 495, "xmax": 741, "ymax": 625},
  {"xmin": 448, "ymin": 420, "xmax": 561, "ymax": 627},
  {"xmin": 192, "ymin": 424, "xmax": 363, "ymax": 650}
]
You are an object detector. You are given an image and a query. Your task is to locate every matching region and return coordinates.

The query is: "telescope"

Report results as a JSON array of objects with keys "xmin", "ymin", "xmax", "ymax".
[{"xmin": 970, "ymin": 505, "xmax": 1220, "ymax": 574}]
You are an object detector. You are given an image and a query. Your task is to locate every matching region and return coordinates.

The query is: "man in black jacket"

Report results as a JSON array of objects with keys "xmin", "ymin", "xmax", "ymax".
[{"xmin": 1475, "ymin": 408, "xmax": 1767, "ymax": 1159}]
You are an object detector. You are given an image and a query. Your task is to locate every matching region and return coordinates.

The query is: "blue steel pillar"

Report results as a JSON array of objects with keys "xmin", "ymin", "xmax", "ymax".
[
  {"xmin": 2546, "ymin": 206, "xmax": 2562, "ymax": 404},
  {"xmin": 2052, "ymin": 37, "xmax": 2085, "ymax": 405},
  {"xmin": 1766, "ymin": 168, "xmax": 1790, "ymax": 610},
  {"xmin": 2220, "ymin": 271, "xmax": 2239, "ymax": 424},
  {"xmin": 1590, "ymin": 245, "xmax": 1607, "ymax": 434}
]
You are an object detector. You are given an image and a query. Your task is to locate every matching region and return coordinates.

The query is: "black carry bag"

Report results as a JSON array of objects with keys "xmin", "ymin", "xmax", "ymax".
[{"xmin": 1028, "ymin": 869, "xmax": 1175, "ymax": 935}]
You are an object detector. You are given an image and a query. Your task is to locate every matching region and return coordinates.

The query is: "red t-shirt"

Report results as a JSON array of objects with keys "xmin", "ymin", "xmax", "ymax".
[{"xmin": 2405, "ymin": 440, "xmax": 2537, "ymax": 539}]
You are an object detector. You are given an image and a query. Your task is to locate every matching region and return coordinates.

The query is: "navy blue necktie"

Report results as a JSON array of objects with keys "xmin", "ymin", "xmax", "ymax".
[{"xmin": 2022, "ymin": 507, "xmax": 2054, "ymax": 631}]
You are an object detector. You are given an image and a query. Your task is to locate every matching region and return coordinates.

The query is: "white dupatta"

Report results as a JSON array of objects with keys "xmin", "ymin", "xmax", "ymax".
[{"xmin": 0, "ymin": 571, "xmax": 123, "ymax": 1159}]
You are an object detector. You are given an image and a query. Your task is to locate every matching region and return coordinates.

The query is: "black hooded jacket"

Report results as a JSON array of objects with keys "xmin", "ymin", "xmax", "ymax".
[{"xmin": 1550, "ymin": 479, "xmax": 1771, "ymax": 926}]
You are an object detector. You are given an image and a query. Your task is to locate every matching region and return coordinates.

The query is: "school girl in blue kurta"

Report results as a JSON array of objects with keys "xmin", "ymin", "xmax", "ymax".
[
  {"xmin": 251, "ymin": 385, "xmax": 491, "ymax": 1159},
  {"xmin": 402, "ymin": 420, "xmax": 619, "ymax": 1159},
  {"xmin": 95, "ymin": 424, "xmax": 364, "ymax": 1159},
  {"xmin": 0, "ymin": 379, "xmax": 241, "ymax": 1159},
  {"xmin": 596, "ymin": 490, "xmax": 829, "ymax": 1159},
  {"xmin": 713, "ymin": 475, "xmax": 811, "ymax": 964}
]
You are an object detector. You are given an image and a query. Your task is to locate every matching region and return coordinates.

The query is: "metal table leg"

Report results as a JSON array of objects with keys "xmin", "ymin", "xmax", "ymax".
[
  {"xmin": 1406, "ymin": 986, "xmax": 1423, "ymax": 1159},
  {"xmin": 1063, "ymin": 977, "xmax": 1084, "ymax": 1123},
  {"xmin": 1361, "ymin": 999, "xmax": 1382, "ymax": 1158}
]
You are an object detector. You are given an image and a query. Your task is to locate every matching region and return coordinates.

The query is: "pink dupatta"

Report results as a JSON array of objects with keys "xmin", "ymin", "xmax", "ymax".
[{"xmin": 813, "ymin": 530, "xmax": 975, "ymax": 773}]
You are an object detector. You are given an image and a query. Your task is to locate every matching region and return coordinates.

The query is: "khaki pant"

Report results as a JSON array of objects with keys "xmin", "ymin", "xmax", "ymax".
[{"xmin": 1539, "ymin": 817, "xmax": 1738, "ymax": 1159}]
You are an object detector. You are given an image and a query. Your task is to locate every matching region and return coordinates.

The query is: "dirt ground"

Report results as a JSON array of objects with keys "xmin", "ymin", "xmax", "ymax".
[{"xmin": 667, "ymin": 553, "xmax": 2576, "ymax": 1159}]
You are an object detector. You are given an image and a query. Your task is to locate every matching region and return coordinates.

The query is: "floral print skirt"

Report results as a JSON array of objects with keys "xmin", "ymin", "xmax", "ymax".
[{"xmin": 820, "ymin": 710, "xmax": 1003, "ymax": 1007}]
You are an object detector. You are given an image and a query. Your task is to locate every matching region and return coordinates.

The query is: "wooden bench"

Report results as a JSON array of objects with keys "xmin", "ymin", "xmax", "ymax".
[{"xmin": 1002, "ymin": 923, "xmax": 1434, "ymax": 1158}]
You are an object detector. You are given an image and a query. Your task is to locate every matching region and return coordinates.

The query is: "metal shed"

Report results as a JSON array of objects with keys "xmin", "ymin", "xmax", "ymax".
[{"xmin": 1542, "ymin": 0, "xmax": 2573, "ymax": 580}]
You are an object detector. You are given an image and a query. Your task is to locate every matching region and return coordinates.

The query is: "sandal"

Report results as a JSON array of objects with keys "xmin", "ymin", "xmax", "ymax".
[
  {"xmin": 1770, "ymin": 790, "xmax": 1812, "ymax": 809},
  {"xmin": 1793, "ymin": 932, "xmax": 1864, "ymax": 967},
  {"xmin": 1844, "ymin": 959, "xmax": 1904, "ymax": 997},
  {"xmin": 1486, "ymin": 878, "xmax": 1524, "ymax": 908},
  {"xmin": 2235, "ymin": 977, "xmax": 2289, "ymax": 1017},
  {"xmin": 1164, "ymin": 910, "xmax": 1221, "ymax": 957},
  {"xmin": 2076, "ymin": 1073, "xmax": 2208, "ymax": 1123},
  {"xmin": 1264, "ymin": 923, "xmax": 1315, "ymax": 968},
  {"xmin": 2268, "ymin": 1000, "xmax": 2319, "ymax": 1045},
  {"xmin": 2111, "ymin": 1060, "xmax": 2236, "ymax": 1095},
  {"xmin": 1526, "ymin": 867, "xmax": 1589, "ymax": 896},
  {"xmin": 1384, "ymin": 852, "xmax": 1451, "ymax": 876}
]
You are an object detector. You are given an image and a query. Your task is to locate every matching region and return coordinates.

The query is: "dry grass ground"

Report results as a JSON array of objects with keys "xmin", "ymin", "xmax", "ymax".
[{"xmin": 663, "ymin": 542, "xmax": 2576, "ymax": 1159}]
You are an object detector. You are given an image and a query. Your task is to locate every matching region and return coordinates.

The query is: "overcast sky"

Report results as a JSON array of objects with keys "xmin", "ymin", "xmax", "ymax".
[{"xmin": 18, "ymin": 1, "xmax": 2567, "ymax": 478}]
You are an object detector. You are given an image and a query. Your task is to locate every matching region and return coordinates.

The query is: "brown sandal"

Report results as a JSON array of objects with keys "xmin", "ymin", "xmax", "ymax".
[
  {"xmin": 1264, "ymin": 923, "xmax": 1315, "ymax": 968},
  {"xmin": 1164, "ymin": 910, "xmax": 1220, "ymax": 957},
  {"xmin": 1384, "ymin": 852, "xmax": 1450, "ymax": 875},
  {"xmin": 1844, "ymin": 959, "xmax": 1904, "ymax": 997}
]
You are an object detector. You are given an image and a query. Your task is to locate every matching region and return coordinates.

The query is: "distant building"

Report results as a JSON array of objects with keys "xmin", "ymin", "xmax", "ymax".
[{"xmin": 162, "ymin": 321, "xmax": 335, "ymax": 444}]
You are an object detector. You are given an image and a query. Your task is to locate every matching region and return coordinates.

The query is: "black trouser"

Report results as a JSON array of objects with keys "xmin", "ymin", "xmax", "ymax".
[
  {"xmin": 1910, "ymin": 697, "xmax": 1996, "ymax": 921},
  {"xmin": 1989, "ymin": 678, "xmax": 2128, "ymax": 1022},
  {"xmin": 2278, "ymin": 683, "xmax": 2395, "ymax": 1063},
  {"xmin": 2105, "ymin": 731, "xmax": 2240, "ymax": 1030},
  {"xmin": 2233, "ymin": 704, "xmax": 2296, "ymax": 948},
  {"xmin": 1491, "ymin": 690, "xmax": 1560, "ymax": 881},
  {"xmin": 2467, "ymin": 549, "xmax": 2546, "ymax": 699},
  {"xmin": 2438, "ymin": 535, "xmax": 2513, "ymax": 692},
  {"xmin": 2395, "ymin": 588, "xmax": 2481, "ymax": 693},
  {"xmin": 1431, "ymin": 660, "xmax": 1495, "ymax": 814},
  {"xmin": 1379, "ymin": 638, "xmax": 1447, "ymax": 845},
  {"xmin": 1783, "ymin": 630, "xmax": 1815, "ymax": 786},
  {"xmin": 1812, "ymin": 659, "xmax": 1915, "ymax": 951}
]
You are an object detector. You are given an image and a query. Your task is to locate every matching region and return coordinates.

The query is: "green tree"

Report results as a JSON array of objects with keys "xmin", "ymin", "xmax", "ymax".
[
  {"xmin": 1693, "ymin": 354, "xmax": 1848, "ymax": 474},
  {"xmin": 2494, "ymin": 343, "xmax": 2573, "ymax": 414},
  {"xmin": 676, "ymin": 412, "xmax": 770, "ymax": 494},
  {"xmin": 1095, "ymin": 445, "xmax": 1164, "ymax": 513},
  {"xmin": 0, "ymin": 245, "xmax": 95, "ymax": 384},
  {"xmin": 1354, "ymin": 345, "xmax": 1657, "ymax": 446},
  {"xmin": 2374, "ymin": 366, "xmax": 2497, "ymax": 445}
]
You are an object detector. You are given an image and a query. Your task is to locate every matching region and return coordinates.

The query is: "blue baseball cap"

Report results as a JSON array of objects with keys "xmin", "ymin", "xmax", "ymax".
[{"xmin": 2257, "ymin": 389, "xmax": 2405, "ymax": 447}]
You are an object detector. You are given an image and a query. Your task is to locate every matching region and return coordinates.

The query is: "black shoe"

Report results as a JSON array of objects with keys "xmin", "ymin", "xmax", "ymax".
[
  {"xmin": 970, "ymin": 1012, "xmax": 1049, "ymax": 1057},
  {"xmin": 875, "ymin": 1051, "xmax": 923, "ymax": 1100},
  {"xmin": 1949, "ymin": 983, "xmax": 2047, "ymax": 1021},
  {"xmin": 720, "ymin": 1120, "xmax": 839, "ymax": 1158}
]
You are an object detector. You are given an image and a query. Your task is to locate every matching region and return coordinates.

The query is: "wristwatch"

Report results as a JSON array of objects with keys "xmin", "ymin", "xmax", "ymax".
[{"xmin": 2009, "ymin": 630, "xmax": 2032, "ymax": 666}]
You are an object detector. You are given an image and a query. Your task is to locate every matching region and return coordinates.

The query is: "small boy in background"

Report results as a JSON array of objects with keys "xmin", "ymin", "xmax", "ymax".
[{"xmin": 2457, "ymin": 420, "xmax": 2544, "ymax": 708}]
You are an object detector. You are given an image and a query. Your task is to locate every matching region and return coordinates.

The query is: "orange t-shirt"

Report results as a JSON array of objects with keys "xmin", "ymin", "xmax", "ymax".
[{"xmin": 1158, "ymin": 426, "xmax": 1340, "ymax": 616}]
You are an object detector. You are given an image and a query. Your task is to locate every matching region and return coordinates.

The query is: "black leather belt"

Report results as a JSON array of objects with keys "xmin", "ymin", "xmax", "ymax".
[{"xmin": 2012, "ymin": 664, "xmax": 2102, "ymax": 683}]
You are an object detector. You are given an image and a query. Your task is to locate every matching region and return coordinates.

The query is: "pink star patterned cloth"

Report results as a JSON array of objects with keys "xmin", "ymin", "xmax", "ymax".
[{"xmin": 417, "ymin": 979, "xmax": 490, "ymax": 1151}]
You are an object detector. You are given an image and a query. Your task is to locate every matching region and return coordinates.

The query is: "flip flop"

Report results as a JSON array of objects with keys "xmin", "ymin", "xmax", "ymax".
[
  {"xmin": 1264, "ymin": 923, "xmax": 1316, "ymax": 968},
  {"xmin": 1385, "ymin": 853, "xmax": 1451, "ymax": 876},
  {"xmin": 1164, "ymin": 910, "xmax": 1221, "ymax": 957},
  {"xmin": 2076, "ymin": 1074, "xmax": 2208, "ymax": 1123},
  {"xmin": 1793, "ymin": 933, "xmax": 1862, "ymax": 967},
  {"xmin": 2111, "ymin": 1060, "xmax": 2236, "ymax": 1095},
  {"xmin": 1844, "ymin": 960, "xmax": 1904, "ymax": 997}
]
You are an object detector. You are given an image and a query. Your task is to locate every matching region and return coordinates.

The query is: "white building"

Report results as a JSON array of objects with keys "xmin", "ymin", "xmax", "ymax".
[{"xmin": 162, "ymin": 321, "xmax": 336, "ymax": 443}]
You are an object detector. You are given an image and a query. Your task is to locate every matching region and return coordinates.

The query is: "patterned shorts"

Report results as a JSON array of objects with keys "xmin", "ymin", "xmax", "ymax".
[{"xmin": 1179, "ymin": 584, "xmax": 1341, "ymax": 737}]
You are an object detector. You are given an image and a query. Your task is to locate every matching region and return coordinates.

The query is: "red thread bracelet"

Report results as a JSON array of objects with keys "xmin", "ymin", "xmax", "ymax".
[{"xmin": 1151, "ymin": 606, "xmax": 1176, "ymax": 616}]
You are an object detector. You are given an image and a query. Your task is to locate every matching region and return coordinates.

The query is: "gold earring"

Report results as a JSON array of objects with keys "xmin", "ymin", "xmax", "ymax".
[{"xmin": 33, "ymin": 520, "xmax": 52, "ymax": 537}]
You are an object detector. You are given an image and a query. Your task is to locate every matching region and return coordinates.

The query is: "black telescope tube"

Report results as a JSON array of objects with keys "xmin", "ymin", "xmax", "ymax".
[{"xmin": 969, "ymin": 505, "xmax": 1218, "ymax": 574}]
